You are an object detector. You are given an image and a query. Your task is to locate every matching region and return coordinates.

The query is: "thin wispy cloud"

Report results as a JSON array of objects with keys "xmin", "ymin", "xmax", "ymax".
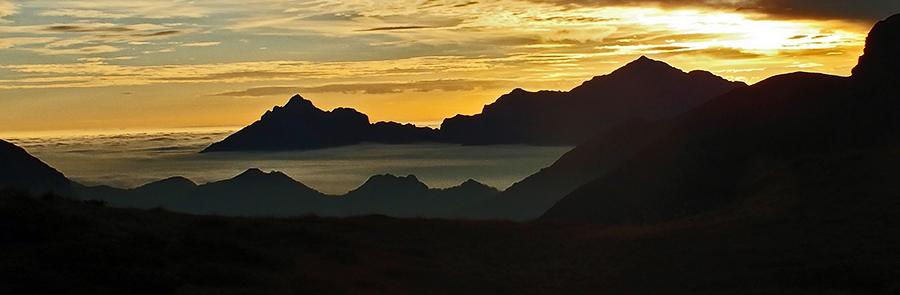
[
  {"xmin": 529, "ymin": 0, "xmax": 900, "ymax": 22},
  {"xmin": 180, "ymin": 42, "xmax": 221, "ymax": 47},
  {"xmin": 0, "ymin": 37, "xmax": 56, "ymax": 49},
  {"xmin": 24, "ymin": 45, "xmax": 121, "ymax": 55},
  {"xmin": 45, "ymin": 25, "xmax": 134, "ymax": 33},
  {"xmin": 23, "ymin": 0, "xmax": 214, "ymax": 19},
  {"xmin": 357, "ymin": 26, "xmax": 440, "ymax": 32},
  {"xmin": 210, "ymin": 79, "xmax": 508, "ymax": 97},
  {"xmin": 0, "ymin": 0, "xmax": 16, "ymax": 20},
  {"xmin": 132, "ymin": 30, "xmax": 184, "ymax": 37},
  {"xmin": 41, "ymin": 9, "xmax": 133, "ymax": 19},
  {"xmin": 0, "ymin": 56, "xmax": 499, "ymax": 89},
  {"xmin": 0, "ymin": 23, "xmax": 185, "ymax": 39}
]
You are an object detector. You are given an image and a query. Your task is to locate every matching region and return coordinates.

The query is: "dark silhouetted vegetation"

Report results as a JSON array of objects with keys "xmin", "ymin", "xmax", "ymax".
[{"xmin": 3, "ymin": 184, "xmax": 900, "ymax": 294}]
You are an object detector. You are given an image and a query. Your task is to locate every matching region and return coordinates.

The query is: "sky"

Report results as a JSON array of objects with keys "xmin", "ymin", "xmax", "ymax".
[{"xmin": 1, "ymin": 0, "xmax": 898, "ymax": 136}]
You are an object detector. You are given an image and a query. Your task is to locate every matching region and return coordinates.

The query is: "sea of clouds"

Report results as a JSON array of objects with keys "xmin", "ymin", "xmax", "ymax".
[{"xmin": 5, "ymin": 129, "xmax": 571, "ymax": 194}]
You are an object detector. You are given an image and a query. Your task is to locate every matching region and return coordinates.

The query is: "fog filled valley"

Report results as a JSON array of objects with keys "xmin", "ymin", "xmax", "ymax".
[
  {"xmin": 7, "ymin": 130, "xmax": 568, "ymax": 195},
  {"xmin": 3, "ymin": 11, "xmax": 900, "ymax": 295}
]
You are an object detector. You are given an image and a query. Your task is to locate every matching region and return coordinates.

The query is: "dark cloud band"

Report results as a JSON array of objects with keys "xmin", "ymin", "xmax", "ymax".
[
  {"xmin": 45, "ymin": 25, "xmax": 134, "ymax": 33},
  {"xmin": 531, "ymin": 0, "xmax": 900, "ymax": 22},
  {"xmin": 210, "ymin": 80, "xmax": 508, "ymax": 97},
  {"xmin": 357, "ymin": 26, "xmax": 439, "ymax": 32}
]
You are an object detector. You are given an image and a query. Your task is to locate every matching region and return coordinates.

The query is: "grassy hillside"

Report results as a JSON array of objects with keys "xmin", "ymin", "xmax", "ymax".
[{"xmin": 3, "ymin": 145, "xmax": 900, "ymax": 294}]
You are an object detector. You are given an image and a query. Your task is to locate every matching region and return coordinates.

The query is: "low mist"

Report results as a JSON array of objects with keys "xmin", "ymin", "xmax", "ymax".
[{"xmin": 5, "ymin": 129, "xmax": 571, "ymax": 194}]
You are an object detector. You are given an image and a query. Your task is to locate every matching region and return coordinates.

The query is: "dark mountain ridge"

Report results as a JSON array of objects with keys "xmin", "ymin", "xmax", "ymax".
[
  {"xmin": 202, "ymin": 96, "xmax": 441, "ymax": 152},
  {"xmin": 540, "ymin": 13, "xmax": 900, "ymax": 224},
  {"xmin": 0, "ymin": 139, "xmax": 72, "ymax": 197},
  {"xmin": 73, "ymin": 168, "xmax": 499, "ymax": 218},
  {"xmin": 464, "ymin": 118, "xmax": 677, "ymax": 220},
  {"xmin": 441, "ymin": 56, "xmax": 744, "ymax": 145},
  {"xmin": 462, "ymin": 59, "xmax": 754, "ymax": 221},
  {"xmin": 0, "ymin": 135, "xmax": 496, "ymax": 219},
  {"xmin": 202, "ymin": 56, "xmax": 745, "ymax": 152}
]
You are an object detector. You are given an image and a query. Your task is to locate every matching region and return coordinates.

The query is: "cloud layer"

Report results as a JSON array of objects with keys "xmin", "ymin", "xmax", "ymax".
[
  {"xmin": 211, "ymin": 79, "xmax": 508, "ymax": 96},
  {"xmin": 531, "ymin": 0, "xmax": 900, "ymax": 22}
]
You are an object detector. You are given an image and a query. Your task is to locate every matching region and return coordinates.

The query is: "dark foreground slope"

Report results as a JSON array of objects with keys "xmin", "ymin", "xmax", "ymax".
[
  {"xmin": 541, "ymin": 13, "xmax": 900, "ymax": 224},
  {"xmin": 4, "ymin": 153, "xmax": 900, "ymax": 295},
  {"xmin": 0, "ymin": 139, "xmax": 72, "ymax": 197}
]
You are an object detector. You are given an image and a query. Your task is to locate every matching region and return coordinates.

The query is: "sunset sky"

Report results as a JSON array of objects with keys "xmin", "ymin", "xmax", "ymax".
[{"xmin": 1, "ymin": 0, "xmax": 898, "ymax": 136}]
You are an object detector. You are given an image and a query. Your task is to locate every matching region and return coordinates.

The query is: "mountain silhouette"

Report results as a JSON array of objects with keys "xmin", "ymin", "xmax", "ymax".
[
  {"xmin": 76, "ymin": 168, "xmax": 330, "ymax": 216},
  {"xmin": 434, "ymin": 179, "xmax": 501, "ymax": 215},
  {"xmin": 71, "ymin": 176, "xmax": 198, "ymax": 209},
  {"xmin": 440, "ymin": 56, "xmax": 746, "ymax": 145},
  {"xmin": 852, "ymin": 13, "xmax": 900, "ymax": 82},
  {"xmin": 540, "ymin": 13, "xmax": 900, "ymax": 224},
  {"xmin": 463, "ymin": 118, "xmax": 676, "ymax": 220},
  {"xmin": 340, "ymin": 174, "xmax": 500, "ymax": 218},
  {"xmin": 74, "ymin": 169, "xmax": 499, "ymax": 218},
  {"xmin": 186, "ymin": 168, "xmax": 329, "ymax": 215},
  {"xmin": 201, "ymin": 95, "xmax": 441, "ymax": 152},
  {"xmin": 0, "ymin": 139, "xmax": 72, "ymax": 197},
  {"xmin": 137, "ymin": 176, "xmax": 197, "ymax": 193},
  {"xmin": 202, "ymin": 57, "xmax": 744, "ymax": 152},
  {"xmin": 341, "ymin": 174, "xmax": 434, "ymax": 216}
]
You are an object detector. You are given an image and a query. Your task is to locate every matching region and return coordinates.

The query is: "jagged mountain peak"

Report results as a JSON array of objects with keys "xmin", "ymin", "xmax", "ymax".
[
  {"xmin": 365, "ymin": 174, "xmax": 422, "ymax": 184},
  {"xmin": 351, "ymin": 174, "xmax": 429, "ymax": 193},
  {"xmin": 628, "ymin": 55, "xmax": 665, "ymax": 66},
  {"xmin": 852, "ymin": 13, "xmax": 900, "ymax": 80},
  {"xmin": 449, "ymin": 179, "xmax": 500, "ymax": 193},
  {"xmin": 207, "ymin": 53, "xmax": 743, "ymax": 151},
  {"xmin": 571, "ymin": 56, "xmax": 713, "ymax": 94},
  {"xmin": 330, "ymin": 107, "xmax": 370, "ymax": 121},
  {"xmin": 281, "ymin": 95, "xmax": 366, "ymax": 118},
  {"xmin": 283, "ymin": 94, "xmax": 316, "ymax": 109},
  {"xmin": 231, "ymin": 168, "xmax": 294, "ymax": 183},
  {"xmin": 460, "ymin": 178, "xmax": 484, "ymax": 186},
  {"xmin": 194, "ymin": 167, "xmax": 322, "ymax": 195},
  {"xmin": 490, "ymin": 87, "xmax": 557, "ymax": 102},
  {"xmin": 508, "ymin": 87, "xmax": 530, "ymax": 95},
  {"xmin": 240, "ymin": 167, "xmax": 266, "ymax": 175},
  {"xmin": 137, "ymin": 176, "xmax": 197, "ymax": 191},
  {"xmin": 260, "ymin": 94, "xmax": 325, "ymax": 120},
  {"xmin": 608, "ymin": 55, "xmax": 683, "ymax": 76},
  {"xmin": 539, "ymin": 13, "xmax": 900, "ymax": 224}
]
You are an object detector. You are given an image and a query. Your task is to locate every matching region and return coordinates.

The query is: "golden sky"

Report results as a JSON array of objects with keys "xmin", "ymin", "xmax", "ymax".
[{"xmin": 1, "ymin": 0, "xmax": 897, "ymax": 135}]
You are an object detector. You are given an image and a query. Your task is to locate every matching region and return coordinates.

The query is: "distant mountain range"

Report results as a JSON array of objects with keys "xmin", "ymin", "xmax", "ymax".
[
  {"xmin": 0, "ymin": 136, "xmax": 501, "ymax": 219},
  {"xmin": 202, "ymin": 98, "xmax": 440, "ymax": 152},
  {"xmin": 539, "ymin": 13, "xmax": 900, "ymax": 224},
  {"xmin": 0, "ymin": 136, "xmax": 502, "ymax": 219},
  {"xmin": 201, "ymin": 56, "xmax": 745, "ymax": 152},
  {"xmin": 441, "ymin": 56, "xmax": 745, "ymax": 145},
  {"xmin": 72, "ymin": 168, "xmax": 499, "ymax": 218}
]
